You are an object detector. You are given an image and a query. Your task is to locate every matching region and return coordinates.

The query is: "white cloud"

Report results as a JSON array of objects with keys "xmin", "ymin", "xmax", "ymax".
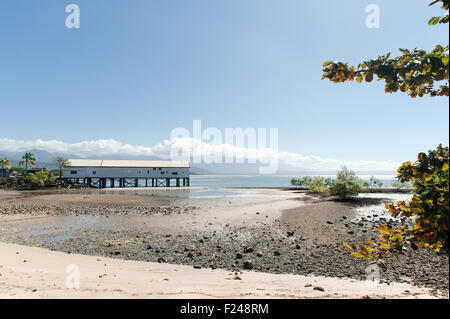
[{"xmin": 0, "ymin": 137, "xmax": 399, "ymax": 172}]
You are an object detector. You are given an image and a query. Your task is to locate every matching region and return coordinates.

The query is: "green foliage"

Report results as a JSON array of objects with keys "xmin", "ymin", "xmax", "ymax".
[
  {"xmin": 25, "ymin": 170, "xmax": 56, "ymax": 188},
  {"xmin": 329, "ymin": 166, "xmax": 364, "ymax": 199},
  {"xmin": 344, "ymin": 145, "xmax": 449, "ymax": 259},
  {"xmin": 308, "ymin": 177, "xmax": 331, "ymax": 195},
  {"xmin": 369, "ymin": 176, "xmax": 383, "ymax": 188},
  {"xmin": 322, "ymin": 45, "xmax": 449, "ymax": 97},
  {"xmin": 291, "ymin": 176, "xmax": 332, "ymax": 195},
  {"xmin": 322, "ymin": 2, "xmax": 449, "ymax": 98},
  {"xmin": 18, "ymin": 152, "xmax": 36, "ymax": 171},
  {"xmin": 0, "ymin": 157, "xmax": 11, "ymax": 177},
  {"xmin": 291, "ymin": 177, "xmax": 313, "ymax": 186},
  {"xmin": 54, "ymin": 157, "xmax": 71, "ymax": 179},
  {"xmin": 428, "ymin": 0, "xmax": 449, "ymax": 25}
]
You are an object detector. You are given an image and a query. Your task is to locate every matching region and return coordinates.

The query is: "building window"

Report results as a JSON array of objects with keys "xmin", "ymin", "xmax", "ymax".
[
  {"xmin": 93, "ymin": 171, "xmax": 96, "ymax": 175},
  {"xmin": 153, "ymin": 168, "xmax": 156, "ymax": 171},
  {"xmin": 172, "ymin": 172, "xmax": 178, "ymax": 175},
  {"xmin": 161, "ymin": 171, "xmax": 164, "ymax": 175},
  {"xmin": 147, "ymin": 170, "xmax": 149, "ymax": 174},
  {"xmin": 70, "ymin": 171, "xmax": 77, "ymax": 175},
  {"xmin": 159, "ymin": 168, "xmax": 162, "ymax": 171}
]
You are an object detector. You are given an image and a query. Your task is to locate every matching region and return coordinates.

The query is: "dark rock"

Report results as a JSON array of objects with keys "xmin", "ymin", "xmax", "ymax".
[
  {"xmin": 157, "ymin": 257, "xmax": 166, "ymax": 263},
  {"xmin": 243, "ymin": 261, "xmax": 253, "ymax": 269}
]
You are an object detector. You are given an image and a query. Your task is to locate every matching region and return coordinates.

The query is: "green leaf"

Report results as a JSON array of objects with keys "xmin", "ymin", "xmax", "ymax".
[{"xmin": 428, "ymin": 16, "xmax": 441, "ymax": 25}]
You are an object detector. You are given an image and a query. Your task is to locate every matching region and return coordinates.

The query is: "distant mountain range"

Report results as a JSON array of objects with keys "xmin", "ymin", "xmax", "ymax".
[{"xmin": 0, "ymin": 149, "xmax": 395, "ymax": 176}]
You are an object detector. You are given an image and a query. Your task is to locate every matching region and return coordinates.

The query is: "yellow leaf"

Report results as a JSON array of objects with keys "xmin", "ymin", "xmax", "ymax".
[
  {"xmin": 351, "ymin": 252, "xmax": 365, "ymax": 258},
  {"xmin": 389, "ymin": 234, "xmax": 404, "ymax": 242},
  {"xmin": 342, "ymin": 243, "xmax": 354, "ymax": 251},
  {"xmin": 378, "ymin": 226, "xmax": 393, "ymax": 235},
  {"xmin": 381, "ymin": 243, "xmax": 392, "ymax": 249}
]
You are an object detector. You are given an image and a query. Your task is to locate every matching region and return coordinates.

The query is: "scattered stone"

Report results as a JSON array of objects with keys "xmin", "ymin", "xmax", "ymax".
[
  {"xmin": 157, "ymin": 257, "xmax": 166, "ymax": 263},
  {"xmin": 243, "ymin": 261, "xmax": 253, "ymax": 270}
]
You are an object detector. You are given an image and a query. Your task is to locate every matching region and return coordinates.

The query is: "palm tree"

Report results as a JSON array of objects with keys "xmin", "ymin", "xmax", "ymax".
[
  {"xmin": 17, "ymin": 152, "xmax": 36, "ymax": 172},
  {"xmin": 0, "ymin": 157, "xmax": 11, "ymax": 177}
]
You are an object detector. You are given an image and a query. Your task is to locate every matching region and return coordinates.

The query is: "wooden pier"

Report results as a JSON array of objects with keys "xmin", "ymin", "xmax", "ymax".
[
  {"xmin": 62, "ymin": 159, "xmax": 190, "ymax": 189},
  {"xmin": 63, "ymin": 177, "xmax": 190, "ymax": 189}
]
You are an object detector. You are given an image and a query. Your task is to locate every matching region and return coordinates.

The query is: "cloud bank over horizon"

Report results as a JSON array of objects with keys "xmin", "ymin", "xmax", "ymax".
[{"xmin": 0, "ymin": 137, "xmax": 400, "ymax": 172}]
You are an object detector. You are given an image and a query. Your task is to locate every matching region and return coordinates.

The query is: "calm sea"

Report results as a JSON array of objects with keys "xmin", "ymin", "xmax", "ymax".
[{"xmin": 189, "ymin": 174, "xmax": 397, "ymax": 188}]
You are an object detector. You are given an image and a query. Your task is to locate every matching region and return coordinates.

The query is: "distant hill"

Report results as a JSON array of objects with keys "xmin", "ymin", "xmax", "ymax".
[{"xmin": 0, "ymin": 150, "xmax": 395, "ymax": 176}]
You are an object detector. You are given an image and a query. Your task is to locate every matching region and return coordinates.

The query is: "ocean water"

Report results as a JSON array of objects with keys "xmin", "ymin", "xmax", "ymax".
[
  {"xmin": 189, "ymin": 174, "xmax": 397, "ymax": 188},
  {"xmin": 96, "ymin": 174, "xmax": 399, "ymax": 199}
]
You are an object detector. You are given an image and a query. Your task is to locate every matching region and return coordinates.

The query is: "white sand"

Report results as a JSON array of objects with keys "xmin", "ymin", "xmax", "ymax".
[{"xmin": 0, "ymin": 242, "xmax": 442, "ymax": 299}]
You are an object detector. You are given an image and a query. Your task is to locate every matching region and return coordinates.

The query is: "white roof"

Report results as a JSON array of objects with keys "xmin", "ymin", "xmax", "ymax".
[{"xmin": 66, "ymin": 159, "xmax": 190, "ymax": 168}]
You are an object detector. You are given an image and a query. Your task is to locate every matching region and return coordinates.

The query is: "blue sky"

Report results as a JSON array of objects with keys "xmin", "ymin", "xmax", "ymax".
[{"xmin": 0, "ymin": 0, "xmax": 448, "ymax": 168}]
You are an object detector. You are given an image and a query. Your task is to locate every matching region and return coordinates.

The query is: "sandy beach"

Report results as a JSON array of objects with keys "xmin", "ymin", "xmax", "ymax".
[
  {"xmin": 0, "ymin": 241, "xmax": 440, "ymax": 299},
  {"xmin": 0, "ymin": 188, "xmax": 448, "ymax": 299}
]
